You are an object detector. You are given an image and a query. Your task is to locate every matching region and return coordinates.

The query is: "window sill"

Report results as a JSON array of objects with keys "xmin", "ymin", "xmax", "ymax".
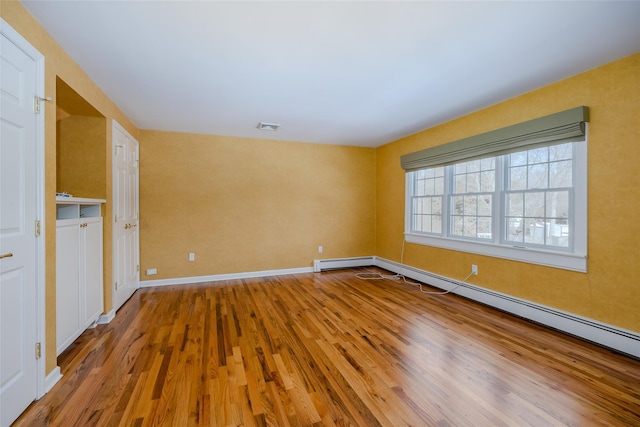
[{"xmin": 404, "ymin": 232, "xmax": 587, "ymax": 272}]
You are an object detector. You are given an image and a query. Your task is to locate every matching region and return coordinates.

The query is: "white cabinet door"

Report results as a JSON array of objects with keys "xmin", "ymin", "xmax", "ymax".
[
  {"xmin": 82, "ymin": 218, "xmax": 103, "ymax": 328},
  {"xmin": 56, "ymin": 221, "xmax": 81, "ymax": 355},
  {"xmin": 56, "ymin": 217, "xmax": 103, "ymax": 355}
]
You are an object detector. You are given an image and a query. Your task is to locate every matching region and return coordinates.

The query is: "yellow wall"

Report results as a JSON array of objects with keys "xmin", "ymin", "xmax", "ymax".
[
  {"xmin": 376, "ymin": 53, "xmax": 640, "ymax": 333},
  {"xmin": 139, "ymin": 131, "xmax": 376, "ymax": 279},
  {"xmin": 1, "ymin": 0, "xmax": 139, "ymax": 374},
  {"xmin": 56, "ymin": 115, "xmax": 107, "ymax": 198}
]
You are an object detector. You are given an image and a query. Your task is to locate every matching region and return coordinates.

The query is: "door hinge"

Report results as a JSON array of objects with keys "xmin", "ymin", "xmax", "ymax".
[
  {"xmin": 35, "ymin": 220, "xmax": 41, "ymax": 237},
  {"xmin": 35, "ymin": 342, "xmax": 41, "ymax": 359},
  {"xmin": 34, "ymin": 96, "xmax": 51, "ymax": 114},
  {"xmin": 136, "ymin": 264, "xmax": 140, "ymax": 272}
]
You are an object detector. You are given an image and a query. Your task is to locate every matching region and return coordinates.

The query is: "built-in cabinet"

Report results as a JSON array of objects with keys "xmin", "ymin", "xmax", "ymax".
[{"xmin": 56, "ymin": 197, "xmax": 105, "ymax": 355}]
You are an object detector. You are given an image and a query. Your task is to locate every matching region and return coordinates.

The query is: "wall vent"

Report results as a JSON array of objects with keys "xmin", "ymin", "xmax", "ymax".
[{"xmin": 257, "ymin": 122, "xmax": 280, "ymax": 131}]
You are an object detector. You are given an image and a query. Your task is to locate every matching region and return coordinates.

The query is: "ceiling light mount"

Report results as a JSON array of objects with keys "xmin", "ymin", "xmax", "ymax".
[{"xmin": 257, "ymin": 122, "xmax": 280, "ymax": 131}]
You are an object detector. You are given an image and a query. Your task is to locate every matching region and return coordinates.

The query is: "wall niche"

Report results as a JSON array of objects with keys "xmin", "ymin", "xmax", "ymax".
[{"xmin": 56, "ymin": 77, "xmax": 107, "ymax": 199}]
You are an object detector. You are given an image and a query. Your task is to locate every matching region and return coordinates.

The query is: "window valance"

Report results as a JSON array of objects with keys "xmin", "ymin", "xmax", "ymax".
[{"xmin": 400, "ymin": 106, "xmax": 589, "ymax": 171}]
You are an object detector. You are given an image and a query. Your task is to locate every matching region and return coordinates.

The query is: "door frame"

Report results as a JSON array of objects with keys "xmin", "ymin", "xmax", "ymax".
[{"xmin": 0, "ymin": 18, "xmax": 47, "ymax": 398}]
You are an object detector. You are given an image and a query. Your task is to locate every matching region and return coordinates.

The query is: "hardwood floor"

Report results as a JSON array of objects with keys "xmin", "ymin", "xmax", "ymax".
[{"xmin": 15, "ymin": 267, "xmax": 640, "ymax": 426}]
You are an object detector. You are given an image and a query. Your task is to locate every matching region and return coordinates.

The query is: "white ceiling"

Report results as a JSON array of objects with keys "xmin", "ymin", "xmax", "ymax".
[{"xmin": 20, "ymin": 1, "xmax": 640, "ymax": 147}]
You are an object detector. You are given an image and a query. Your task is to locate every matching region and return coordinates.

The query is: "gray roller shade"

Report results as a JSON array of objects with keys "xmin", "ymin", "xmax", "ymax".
[{"xmin": 401, "ymin": 106, "xmax": 589, "ymax": 171}]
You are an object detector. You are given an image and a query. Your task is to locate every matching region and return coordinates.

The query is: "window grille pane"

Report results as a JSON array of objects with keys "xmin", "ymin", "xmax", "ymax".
[
  {"xmin": 525, "ymin": 218, "xmax": 546, "ymax": 245},
  {"xmin": 545, "ymin": 191, "xmax": 569, "ymax": 218},
  {"xmin": 481, "ymin": 158, "xmax": 495, "ymax": 170},
  {"xmin": 506, "ymin": 218, "xmax": 524, "ymax": 242},
  {"xmin": 464, "ymin": 195, "xmax": 477, "ymax": 215},
  {"xmin": 550, "ymin": 160, "xmax": 572, "ymax": 188},
  {"xmin": 467, "ymin": 159, "xmax": 481, "ymax": 172},
  {"xmin": 524, "ymin": 192, "xmax": 545, "ymax": 217},
  {"xmin": 510, "ymin": 151, "xmax": 527, "ymax": 166},
  {"xmin": 432, "ymin": 197, "xmax": 442, "ymax": 214},
  {"xmin": 463, "ymin": 217, "xmax": 476, "ymax": 237},
  {"xmin": 529, "ymin": 146, "xmax": 548, "ymax": 163},
  {"xmin": 507, "ymin": 193, "xmax": 523, "ymax": 216},
  {"xmin": 477, "ymin": 196, "xmax": 492, "ymax": 216},
  {"xmin": 453, "ymin": 215, "xmax": 463, "ymax": 236},
  {"xmin": 467, "ymin": 172, "xmax": 480, "ymax": 193},
  {"xmin": 527, "ymin": 164, "xmax": 548, "ymax": 189},
  {"xmin": 510, "ymin": 166, "xmax": 527, "ymax": 190},
  {"xmin": 432, "ymin": 214, "xmax": 442, "ymax": 233},
  {"xmin": 481, "ymin": 171, "xmax": 495, "ymax": 191},
  {"xmin": 549, "ymin": 143, "xmax": 572, "ymax": 161},
  {"xmin": 434, "ymin": 176, "xmax": 444, "ymax": 194},
  {"xmin": 455, "ymin": 175, "xmax": 466, "ymax": 193},
  {"xmin": 477, "ymin": 217, "xmax": 492, "ymax": 239}
]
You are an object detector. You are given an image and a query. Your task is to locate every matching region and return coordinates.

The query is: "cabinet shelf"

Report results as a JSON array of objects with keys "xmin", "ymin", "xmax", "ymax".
[{"xmin": 56, "ymin": 196, "xmax": 105, "ymax": 220}]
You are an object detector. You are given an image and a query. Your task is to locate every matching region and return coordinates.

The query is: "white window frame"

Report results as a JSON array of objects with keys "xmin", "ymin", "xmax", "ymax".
[{"xmin": 405, "ymin": 133, "xmax": 587, "ymax": 272}]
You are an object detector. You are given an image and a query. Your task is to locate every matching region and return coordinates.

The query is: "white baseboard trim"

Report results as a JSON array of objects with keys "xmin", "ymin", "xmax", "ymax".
[
  {"xmin": 97, "ymin": 309, "xmax": 116, "ymax": 324},
  {"xmin": 374, "ymin": 257, "xmax": 640, "ymax": 359},
  {"xmin": 140, "ymin": 266, "xmax": 314, "ymax": 288},
  {"xmin": 44, "ymin": 366, "xmax": 62, "ymax": 393}
]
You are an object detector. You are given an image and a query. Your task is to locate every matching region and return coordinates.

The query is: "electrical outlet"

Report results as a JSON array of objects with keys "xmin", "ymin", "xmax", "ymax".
[
  {"xmin": 472, "ymin": 264, "xmax": 478, "ymax": 275},
  {"xmin": 146, "ymin": 268, "xmax": 157, "ymax": 275},
  {"xmin": 189, "ymin": 253, "xmax": 195, "ymax": 261}
]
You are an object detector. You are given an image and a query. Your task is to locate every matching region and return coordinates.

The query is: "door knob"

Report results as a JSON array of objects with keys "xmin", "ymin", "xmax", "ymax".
[{"xmin": 0, "ymin": 252, "xmax": 14, "ymax": 259}]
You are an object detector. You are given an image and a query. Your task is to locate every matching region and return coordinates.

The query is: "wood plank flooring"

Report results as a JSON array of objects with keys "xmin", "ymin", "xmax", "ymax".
[{"xmin": 15, "ymin": 267, "xmax": 640, "ymax": 426}]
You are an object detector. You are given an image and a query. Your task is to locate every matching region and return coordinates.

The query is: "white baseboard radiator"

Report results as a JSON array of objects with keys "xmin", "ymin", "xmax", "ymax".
[
  {"xmin": 313, "ymin": 256, "xmax": 376, "ymax": 272},
  {"xmin": 313, "ymin": 256, "xmax": 640, "ymax": 359}
]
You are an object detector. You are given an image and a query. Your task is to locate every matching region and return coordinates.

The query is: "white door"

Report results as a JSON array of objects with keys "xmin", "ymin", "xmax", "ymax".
[
  {"xmin": 0, "ymin": 25, "xmax": 41, "ymax": 427},
  {"xmin": 112, "ymin": 121, "xmax": 139, "ymax": 311}
]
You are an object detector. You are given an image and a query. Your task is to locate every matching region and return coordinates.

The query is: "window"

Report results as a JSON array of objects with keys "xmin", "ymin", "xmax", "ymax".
[
  {"xmin": 411, "ymin": 167, "xmax": 444, "ymax": 234},
  {"xmin": 504, "ymin": 143, "xmax": 573, "ymax": 249},
  {"xmin": 402, "ymin": 107, "xmax": 588, "ymax": 272},
  {"xmin": 451, "ymin": 157, "xmax": 495, "ymax": 240}
]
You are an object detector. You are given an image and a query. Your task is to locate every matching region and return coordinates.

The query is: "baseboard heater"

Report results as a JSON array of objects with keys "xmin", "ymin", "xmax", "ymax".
[
  {"xmin": 374, "ymin": 257, "xmax": 640, "ymax": 359},
  {"xmin": 313, "ymin": 256, "xmax": 376, "ymax": 272},
  {"xmin": 313, "ymin": 256, "xmax": 640, "ymax": 359}
]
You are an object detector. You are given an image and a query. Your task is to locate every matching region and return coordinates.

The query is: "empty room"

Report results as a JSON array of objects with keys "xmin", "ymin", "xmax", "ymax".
[{"xmin": 1, "ymin": 1, "xmax": 639, "ymax": 426}]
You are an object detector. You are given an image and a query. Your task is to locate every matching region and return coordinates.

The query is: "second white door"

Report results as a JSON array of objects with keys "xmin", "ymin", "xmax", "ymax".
[{"xmin": 112, "ymin": 121, "xmax": 139, "ymax": 312}]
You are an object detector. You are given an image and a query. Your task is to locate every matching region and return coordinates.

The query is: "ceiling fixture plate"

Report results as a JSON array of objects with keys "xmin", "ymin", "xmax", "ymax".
[{"xmin": 257, "ymin": 122, "xmax": 280, "ymax": 131}]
